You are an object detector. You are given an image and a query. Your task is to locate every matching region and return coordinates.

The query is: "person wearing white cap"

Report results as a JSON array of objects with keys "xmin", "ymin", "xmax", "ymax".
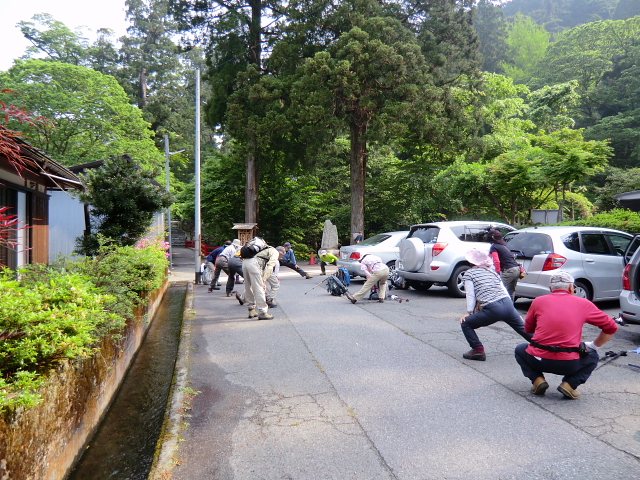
[
  {"xmin": 514, "ymin": 270, "xmax": 618, "ymax": 399},
  {"xmin": 459, "ymin": 249, "xmax": 532, "ymax": 361},
  {"xmin": 211, "ymin": 239, "xmax": 242, "ymax": 291},
  {"xmin": 318, "ymin": 249, "xmax": 338, "ymax": 275}
]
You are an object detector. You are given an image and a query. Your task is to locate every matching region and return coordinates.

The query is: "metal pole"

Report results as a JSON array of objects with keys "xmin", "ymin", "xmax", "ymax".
[
  {"xmin": 164, "ymin": 134, "xmax": 173, "ymax": 269},
  {"xmin": 194, "ymin": 69, "xmax": 202, "ymax": 284}
]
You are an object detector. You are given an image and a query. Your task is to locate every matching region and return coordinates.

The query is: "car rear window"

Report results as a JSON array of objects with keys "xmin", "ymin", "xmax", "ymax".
[
  {"xmin": 504, "ymin": 232, "xmax": 553, "ymax": 258},
  {"xmin": 449, "ymin": 225, "xmax": 492, "ymax": 242},
  {"xmin": 359, "ymin": 234, "xmax": 391, "ymax": 246},
  {"xmin": 409, "ymin": 227, "xmax": 439, "ymax": 243},
  {"xmin": 562, "ymin": 232, "xmax": 580, "ymax": 252}
]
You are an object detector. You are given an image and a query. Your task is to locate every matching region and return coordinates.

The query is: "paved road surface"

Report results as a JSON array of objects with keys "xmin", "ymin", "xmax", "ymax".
[{"xmin": 157, "ymin": 247, "xmax": 640, "ymax": 479}]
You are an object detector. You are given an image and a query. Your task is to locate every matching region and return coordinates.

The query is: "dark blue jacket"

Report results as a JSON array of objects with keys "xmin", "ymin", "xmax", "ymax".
[{"xmin": 206, "ymin": 246, "xmax": 225, "ymax": 262}]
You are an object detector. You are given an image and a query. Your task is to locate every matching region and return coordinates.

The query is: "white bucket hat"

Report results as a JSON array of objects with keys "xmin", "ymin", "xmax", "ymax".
[{"xmin": 465, "ymin": 249, "xmax": 493, "ymax": 267}]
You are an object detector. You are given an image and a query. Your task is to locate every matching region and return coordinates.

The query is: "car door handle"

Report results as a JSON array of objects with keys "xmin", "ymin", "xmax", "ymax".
[{"xmin": 585, "ymin": 258, "xmax": 595, "ymax": 263}]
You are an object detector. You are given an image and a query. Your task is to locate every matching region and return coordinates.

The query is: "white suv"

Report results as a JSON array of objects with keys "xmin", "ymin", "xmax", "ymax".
[{"xmin": 397, "ymin": 221, "xmax": 516, "ymax": 297}]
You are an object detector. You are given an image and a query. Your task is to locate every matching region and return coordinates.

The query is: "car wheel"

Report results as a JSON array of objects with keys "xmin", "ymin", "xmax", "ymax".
[
  {"xmin": 409, "ymin": 281, "xmax": 433, "ymax": 291},
  {"xmin": 447, "ymin": 265, "xmax": 470, "ymax": 298},
  {"xmin": 386, "ymin": 261, "xmax": 396, "ymax": 272},
  {"xmin": 573, "ymin": 280, "xmax": 592, "ymax": 301}
]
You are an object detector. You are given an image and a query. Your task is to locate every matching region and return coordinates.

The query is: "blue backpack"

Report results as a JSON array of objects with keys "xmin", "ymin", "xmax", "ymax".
[{"xmin": 336, "ymin": 267, "xmax": 351, "ymax": 286}]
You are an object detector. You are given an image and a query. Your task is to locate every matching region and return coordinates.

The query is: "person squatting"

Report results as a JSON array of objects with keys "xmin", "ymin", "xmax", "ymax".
[{"xmin": 458, "ymin": 248, "xmax": 617, "ymax": 399}]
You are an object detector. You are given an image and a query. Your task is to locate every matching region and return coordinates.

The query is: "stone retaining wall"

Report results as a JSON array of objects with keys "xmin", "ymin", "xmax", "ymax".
[{"xmin": 0, "ymin": 280, "xmax": 168, "ymax": 480}]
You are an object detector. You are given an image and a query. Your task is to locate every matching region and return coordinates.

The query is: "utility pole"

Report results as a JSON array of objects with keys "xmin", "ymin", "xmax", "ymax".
[{"xmin": 194, "ymin": 69, "xmax": 202, "ymax": 283}]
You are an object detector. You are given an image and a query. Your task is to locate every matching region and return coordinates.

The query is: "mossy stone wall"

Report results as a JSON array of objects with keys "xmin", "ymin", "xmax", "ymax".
[{"xmin": 0, "ymin": 280, "xmax": 168, "ymax": 480}]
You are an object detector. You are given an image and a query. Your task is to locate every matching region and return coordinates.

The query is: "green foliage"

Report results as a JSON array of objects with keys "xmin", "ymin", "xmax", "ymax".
[
  {"xmin": 65, "ymin": 239, "xmax": 169, "ymax": 319},
  {"xmin": 557, "ymin": 208, "xmax": 640, "ymax": 233},
  {"xmin": 0, "ymin": 269, "xmax": 119, "ymax": 411},
  {"xmin": 594, "ymin": 167, "xmax": 640, "ymax": 210},
  {"xmin": 526, "ymin": 80, "xmax": 579, "ymax": 131},
  {"xmin": 0, "ymin": 60, "xmax": 163, "ymax": 168},
  {"xmin": 501, "ymin": 13, "xmax": 550, "ymax": 83},
  {"xmin": 18, "ymin": 13, "xmax": 106, "ymax": 67},
  {"xmin": 75, "ymin": 155, "xmax": 173, "ymax": 256},
  {"xmin": 502, "ymin": 0, "xmax": 621, "ymax": 32},
  {"xmin": 474, "ymin": 0, "xmax": 510, "ymax": 73},
  {"xmin": 0, "ymin": 241, "xmax": 167, "ymax": 412}
]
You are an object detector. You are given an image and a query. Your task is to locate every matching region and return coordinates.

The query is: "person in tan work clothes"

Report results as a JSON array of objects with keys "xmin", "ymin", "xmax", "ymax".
[{"xmin": 345, "ymin": 254, "xmax": 389, "ymax": 304}]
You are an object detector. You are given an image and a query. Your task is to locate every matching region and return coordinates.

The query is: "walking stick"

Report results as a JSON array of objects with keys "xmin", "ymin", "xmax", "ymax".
[{"xmin": 304, "ymin": 276, "xmax": 330, "ymax": 295}]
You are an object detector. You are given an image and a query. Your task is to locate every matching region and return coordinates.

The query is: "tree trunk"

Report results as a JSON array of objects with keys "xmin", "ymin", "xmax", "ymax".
[
  {"xmin": 245, "ymin": 133, "xmax": 259, "ymax": 224},
  {"xmin": 350, "ymin": 121, "xmax": 367, "ymax": 244},
  {"xmin": 243, "ymin": 0, "xmax": 262, "ymax": 225},
  {"xmin": 139, "ymin": 67, "xmax": 147, "ymax": 109}
]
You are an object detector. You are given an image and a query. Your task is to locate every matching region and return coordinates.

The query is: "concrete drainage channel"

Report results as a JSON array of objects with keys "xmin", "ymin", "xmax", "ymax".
[{"xmin": 66, "ymin": 283, "xmax": 187, "ymax": 480}]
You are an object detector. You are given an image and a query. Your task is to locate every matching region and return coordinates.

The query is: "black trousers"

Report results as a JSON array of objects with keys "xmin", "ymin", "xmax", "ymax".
[{"xmin": 279, "ymin": 259, "xmax": 307, "ymax": 277}]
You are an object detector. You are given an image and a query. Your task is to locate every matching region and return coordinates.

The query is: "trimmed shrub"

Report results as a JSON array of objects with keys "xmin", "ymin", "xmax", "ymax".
[
  {"xmin": 0, "ymin": 240, "xmax": 168, "ymax": 412},
  {"xmin": 556, "ymin": 209, "xmax": 640, "ymax": 234}
]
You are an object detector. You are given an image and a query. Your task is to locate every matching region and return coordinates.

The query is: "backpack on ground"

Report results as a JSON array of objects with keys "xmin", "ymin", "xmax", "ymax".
[
  {"xmin": 368, "ymin": 284, "xmax": 380, "ymax": 301},
  {"xmin": 326, "ymin": 274, "xmax": 348, "ymax": 296},
  {"xmin": 336, "ymin": 267, "xmax": 351, "ymax": 286}
]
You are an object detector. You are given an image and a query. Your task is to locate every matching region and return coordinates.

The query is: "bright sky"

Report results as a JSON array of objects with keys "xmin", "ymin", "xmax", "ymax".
[{"xmin": 0, "ymin": 0, "xmax": 129, "ymax": 72}]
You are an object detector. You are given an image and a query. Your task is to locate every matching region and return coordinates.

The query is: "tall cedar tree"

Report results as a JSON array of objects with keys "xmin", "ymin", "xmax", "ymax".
[{"xmin": 170, "ymin": 0, "xmax": 285, "ymax": 224}]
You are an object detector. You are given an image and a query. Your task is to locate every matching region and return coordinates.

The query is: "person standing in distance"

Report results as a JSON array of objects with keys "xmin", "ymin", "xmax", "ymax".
[
  {"xmin": 514, "ymin": 271, "xmax": 618, "ymax": 399},
  {"xmin": 459, "ymin": 249, "xmax": 531, "ymax": 361},
  {"xmin": 486, "ymin": 229, "xmax": 520, "ymax": 300}
]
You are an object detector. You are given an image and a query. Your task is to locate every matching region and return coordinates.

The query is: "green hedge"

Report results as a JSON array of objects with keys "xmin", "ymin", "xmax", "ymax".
[
  {"xmin": 0, "ymin": 240, "xmax": 168, "ymax": 412},
  {"xmin": 556, "ymin": 209, "xmax": 640, "ymax": 234}
]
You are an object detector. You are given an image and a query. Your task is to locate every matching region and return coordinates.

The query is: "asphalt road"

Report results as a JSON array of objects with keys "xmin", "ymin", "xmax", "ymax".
[{"xmin": 161, "ymin": 252, "xmax": 640, "ymax": 480}]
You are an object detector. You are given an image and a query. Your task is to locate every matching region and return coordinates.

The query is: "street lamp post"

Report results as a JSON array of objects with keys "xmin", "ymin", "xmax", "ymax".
[{"xmin": 194, "ymin": 69, "xmax": 202, "ymax": 284}]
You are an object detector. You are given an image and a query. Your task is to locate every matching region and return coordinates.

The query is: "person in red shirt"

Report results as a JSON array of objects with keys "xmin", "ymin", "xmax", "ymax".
[{"xmin": 514, "ymin": 271, "xmax": 618, "ymax": 399}]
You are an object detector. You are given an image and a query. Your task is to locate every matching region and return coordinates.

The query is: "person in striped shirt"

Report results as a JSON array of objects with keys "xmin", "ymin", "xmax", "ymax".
[{"xmin": 459, "ymin": 249, "xmax": 532, "ymax": 361}]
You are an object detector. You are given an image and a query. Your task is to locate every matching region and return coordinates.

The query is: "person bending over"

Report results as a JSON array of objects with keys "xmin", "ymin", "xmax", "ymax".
[{"xmin": 345, "ymin": 254, "xmax": 389, "ymax": 304}]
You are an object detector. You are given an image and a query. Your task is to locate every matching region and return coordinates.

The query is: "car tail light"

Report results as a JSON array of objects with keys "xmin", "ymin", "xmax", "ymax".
[
  {"xmin": 622, "ymin": 264, "xmax": 632, "ymax": 291},
  {"xmin": 432, "ymin": 242, "xmax": 448, "ymax": 257},
  {"xmin": 349, "ymin": 252, "xmax": 361, "ymax": 260},
  {"xmin": 542, "ymin": 253, "xmax": 566, "ymax": 271}
]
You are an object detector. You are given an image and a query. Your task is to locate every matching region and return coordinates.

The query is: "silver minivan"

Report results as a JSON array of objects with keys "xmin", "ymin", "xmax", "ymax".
[{"xmin": 504, "ymin": 226, "xmax": 632, "ymax": 301}]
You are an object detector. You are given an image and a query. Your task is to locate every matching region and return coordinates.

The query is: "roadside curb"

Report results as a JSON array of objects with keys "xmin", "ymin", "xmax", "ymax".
[{"xmin": 149, "ymin": 281, "xmax": 195, "ymax": 480}]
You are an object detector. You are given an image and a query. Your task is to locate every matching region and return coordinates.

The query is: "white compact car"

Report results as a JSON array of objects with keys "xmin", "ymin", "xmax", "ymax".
[{"xmin": 337, "ymin": 231, "xmax": 409, "ymax": 278}]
